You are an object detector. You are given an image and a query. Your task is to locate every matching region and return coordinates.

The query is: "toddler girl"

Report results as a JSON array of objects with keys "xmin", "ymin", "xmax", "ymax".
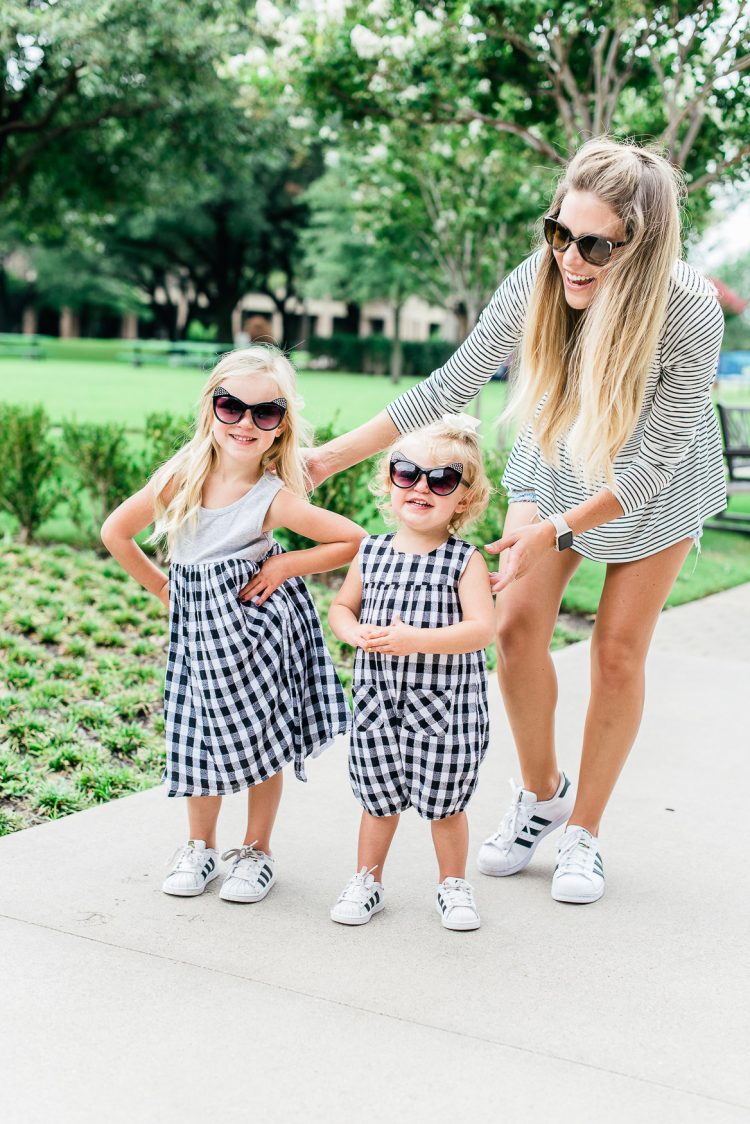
[
  {"xmin": 328, "ymin": 415, "xmax": 494, "ymax": 931},
  {"xmin": 102, "ymin": 346, "xmax": 363, "ymax": 903}
]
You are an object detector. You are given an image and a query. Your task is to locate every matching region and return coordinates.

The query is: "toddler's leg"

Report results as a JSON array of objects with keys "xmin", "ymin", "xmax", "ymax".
[
  {"xmin": 244, "ymin": 769, "xmax": 283, "ymax": 854},
  {"xmin": 187, "ymin": 795, "xmax": 222, "ymax": 849},
  {"xmin": 431, "ymin": 811, "xmax": 468, "ymax": 882},
  {"xmin": 358, "ymin": 810, "xmax": 400, "ymax": 881}
]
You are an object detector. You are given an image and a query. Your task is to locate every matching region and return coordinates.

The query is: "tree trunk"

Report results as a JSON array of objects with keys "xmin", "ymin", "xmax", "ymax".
[{"xmin": 390, "ymin": 301, "xmax": 403, "ymax": 384}]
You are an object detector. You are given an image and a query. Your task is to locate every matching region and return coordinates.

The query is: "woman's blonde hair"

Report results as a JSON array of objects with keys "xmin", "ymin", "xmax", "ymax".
[
  {"xmin": 507, "ymin": 136, "xmax": 684, "ymax": 489},
  {"xmin": 374, "ymin": 415, "xmax": 490, "ymax": 534},
  {"xmin": 151, "ymin": 345, "xmax": 311, "ymax": 555}
]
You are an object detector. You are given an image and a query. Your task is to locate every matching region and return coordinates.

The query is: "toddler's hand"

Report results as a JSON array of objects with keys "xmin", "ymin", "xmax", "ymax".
[
  {"xmin": 347, "ymin": 623, "xmax": 384, "ymax": 650},
  {"xmin": 363, "ymin": 614, "xmax": 418, "ymax": 656},
  {"xmin": 240, "ymin": 555, "xmax": 292, "ymax": 607}
]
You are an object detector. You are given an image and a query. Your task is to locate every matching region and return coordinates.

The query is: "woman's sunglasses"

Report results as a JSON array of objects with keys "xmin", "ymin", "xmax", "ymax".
[
  {"xmin": 212, "ymin": 387, "xmax": 287, "ymax": 430},
  {"xmin": 389, "ymin": 454, "xmax": 465, "ymax": 496},
  {"xmin": 543, "ymin": 216, "xmax": 628, "ymax": 267}
]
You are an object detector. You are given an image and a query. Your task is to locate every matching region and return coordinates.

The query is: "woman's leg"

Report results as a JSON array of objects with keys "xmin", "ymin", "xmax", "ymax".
[
  {"xmin": 570, "ymin": 537, "xmax": 692, "ymax": 835},
  {"xmin": 495, "ymin": 503, "xmax": 583, "ymax": 797},
  {"xmin": 431, "ymin": 812, "xmax": 468, "ymax": 881},
  {"xmin": 187, "ymin": 795, "xmax": 222, "ymax": 849},
  {"xmin": 357, "ymin": 810, "xmax": 400, "ymax": 882},
  {"xmin": 244, "ymin": 770, "xmax": 284, "ymax": 853}
]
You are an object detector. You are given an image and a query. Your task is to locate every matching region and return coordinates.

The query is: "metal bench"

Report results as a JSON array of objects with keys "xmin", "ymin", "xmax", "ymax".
[{"xmin": 706, "ymin": 403, "xmax": 750, "ymax": 533}]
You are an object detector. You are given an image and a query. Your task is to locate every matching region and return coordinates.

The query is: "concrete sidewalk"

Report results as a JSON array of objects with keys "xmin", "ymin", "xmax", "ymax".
[{"xmin": 1, "ymin": 585, "xmax": 749, "ymax": 1123}]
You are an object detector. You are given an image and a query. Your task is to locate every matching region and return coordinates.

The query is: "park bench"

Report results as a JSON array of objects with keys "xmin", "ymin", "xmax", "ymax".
[
  {"xmin": 118, "ymin": 340, "xmax": 232, "ymax": 368},
  {"xmin": 706, "ymin": 402, "xmax": 750, "ymax": 533},
  {"xmin": 0, "ymin": 332, "xmax": 47, "ymax": 359}
]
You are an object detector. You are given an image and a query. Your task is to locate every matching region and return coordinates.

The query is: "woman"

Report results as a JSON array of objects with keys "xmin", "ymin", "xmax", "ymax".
[{"xmin": 308, "ymin": 137, "xmax": 725, "ymax": 905}]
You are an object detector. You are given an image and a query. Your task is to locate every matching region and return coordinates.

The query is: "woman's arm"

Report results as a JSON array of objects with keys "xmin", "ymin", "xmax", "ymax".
[
  {"xmin": 365, "ymin": 551, "xmax": 495, "ymax": 656},
  {"xmin": 100, "ymin": 484, "xmax": 168, "ymax": 606},
  {"xmin": 307, "ymin": 254, "xmax": 539, "ymax": 484},
  {"xmin": 242, "ymin": 490, "xmax": 366, "ymax": 605}
]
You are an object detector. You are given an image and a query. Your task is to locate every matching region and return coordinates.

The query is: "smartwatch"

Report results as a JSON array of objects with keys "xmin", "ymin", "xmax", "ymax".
[{"xmin": 547, "ymin": 513, "xmax": 574, "ymax": 551}]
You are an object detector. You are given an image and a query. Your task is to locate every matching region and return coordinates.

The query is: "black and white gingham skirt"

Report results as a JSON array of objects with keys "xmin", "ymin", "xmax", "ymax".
[{"xmin": 164, "ymin": 549, "xmax": 349, "ymax": 796}]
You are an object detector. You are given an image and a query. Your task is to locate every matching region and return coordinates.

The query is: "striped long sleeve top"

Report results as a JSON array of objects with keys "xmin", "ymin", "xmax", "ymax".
[{"xmin": 386, "ymin": 252, "xmax": 726, "ymax": 562}]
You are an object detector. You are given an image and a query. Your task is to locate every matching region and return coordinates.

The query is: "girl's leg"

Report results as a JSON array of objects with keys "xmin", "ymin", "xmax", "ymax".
[
  {"xmin": 244, "ymin": 770, "xmax": 284, "ymax": 853},
  {"xmin": 495, "ymin": 503, "xmax": 583, "ymax": 797},
  {"xmin": 187, "ymin": 795, "xmax": 222, "ymax": 849},
  {"xmin": 431, "ymin": 812, "xmax": 468, "ymax": 881},
  {"xmin": 357, "ymin": 810, "xmax": 400, "ymax": 881},
  {"xmin": 571, "ymin": 537, "xmax": 692, "ymax": 835}
]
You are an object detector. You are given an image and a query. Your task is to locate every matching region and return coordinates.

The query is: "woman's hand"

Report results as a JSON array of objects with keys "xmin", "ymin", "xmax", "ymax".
[
  {"xmin": 486, "ymin": 519, "xmax": 555, "ymax": 594},
  {"xmin": 240, "ymin": 555, "xmax": 293, "ymax": 607},
  {"xmin": 362, "ymin": 614, "xmax": 419, "ymax": 657}
]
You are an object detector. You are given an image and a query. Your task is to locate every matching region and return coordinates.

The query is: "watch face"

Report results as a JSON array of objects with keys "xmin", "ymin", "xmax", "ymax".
[{"xmin": 558, "ymin": 530, "xmax": 574, "ymax": 551}]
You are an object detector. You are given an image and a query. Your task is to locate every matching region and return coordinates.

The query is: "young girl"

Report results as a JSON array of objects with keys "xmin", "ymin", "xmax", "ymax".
[
  {"xmin": 328, "ymin": 415, "xmax": 494, "ymax": 931},
  {"xmin": 101, "ymin": 345, "xmax": 363, "ymax": 903}
]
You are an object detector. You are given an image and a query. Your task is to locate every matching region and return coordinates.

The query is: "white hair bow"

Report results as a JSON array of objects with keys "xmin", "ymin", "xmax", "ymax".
[{"xmin": 441, "ymin": 412, "xmax": 481, "ymax": 435}]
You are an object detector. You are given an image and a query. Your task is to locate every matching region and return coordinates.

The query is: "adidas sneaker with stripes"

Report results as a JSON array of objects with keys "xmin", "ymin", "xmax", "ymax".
[
  {"xmin": 330, "ymin": 868, "xmax": 385, "ymax": 925},
  {"xmin": 477, "ymin": 772, "xmax": 575, "ymax": 877},
  {"xmin": 162, "ymin": 840, "xmax": 221, "ymax": 897},
  {"xmin": 551, "ymin": 826, "xmax": 605, "ymax": 904},
  {"xmin": 219, "ymin": 844, "xmax": 276, "ymax": 903}
]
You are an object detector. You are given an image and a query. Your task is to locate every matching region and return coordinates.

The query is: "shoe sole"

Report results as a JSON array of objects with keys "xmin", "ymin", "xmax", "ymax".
[
  {"xmin": 436, "ymin": 902, "xmax": 480, "ymax": 931},
  {"xmin": 330, "ymin": 900, "xmax": 385, "ymax": 926},
  {"xmin": 551, "ymin": 884, "xmax": 605, "ymax": 904},
  {"xmin": 220, "ymin": 877, "xmax": 275, "ymax": 904},
  {"xmin": 476, "ymin": 809, "xmax": 572, "ymax": 877},
  {"xmin": 162, "ymin": 867, "xmax": 221, "ymax": 897}
]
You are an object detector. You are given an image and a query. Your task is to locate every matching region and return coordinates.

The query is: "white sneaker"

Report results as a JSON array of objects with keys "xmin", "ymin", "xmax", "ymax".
[
  {"xmin": 162, "ymin": 839, "xmax": 220, "ymax": 897},
  {"xmin": 477, "ymin": 772, "xmax": 575, "ymax": 877},
  {"xmin": 436, "ymin": 878, "xmax": 481, "ymax": 931},
  {"xmin": 219, "ymin": 843, "xmax": 276, "ymax": 903},
  {"xmin": 330, "ymin": 867, "xmax": 384, "ymax": 926},
  {"xmin": 551, "ymin": 825, "xmax": 605, "ymax": 904}
]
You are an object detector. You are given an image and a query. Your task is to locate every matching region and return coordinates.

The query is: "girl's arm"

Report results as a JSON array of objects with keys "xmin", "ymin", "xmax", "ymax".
[
  {"xmin": 242, "ymin": 490, "xmax": 366, "ymax": 606},
  {"xmin": 100, "ymin": 483, "xmax": 168, "ymax": 606},
  {"xmin": 328, "ymin": 558, "xmax": 381, "ymax": 650},
  {"xmin": 365, "ymin": 551, "xmax": 495, "ymax": 657}
]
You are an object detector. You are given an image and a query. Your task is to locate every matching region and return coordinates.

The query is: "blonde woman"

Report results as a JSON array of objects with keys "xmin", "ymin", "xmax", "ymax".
[
  {"xmin": 102, "ymin": 346, "xmax": 363, "ymax": 903},
  {"xmin": 310, "ymin": 137, "xmax": 726, "ymax": 905},
  {"xmin": 329, "ymin": 416, "xmax": 494, "ymax": 930}
]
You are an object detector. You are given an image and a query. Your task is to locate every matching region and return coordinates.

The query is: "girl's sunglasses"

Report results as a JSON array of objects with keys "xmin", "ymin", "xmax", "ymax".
[
  {"xmin": 212, "ymin": 387, "xmax": 287, "ymax": 430},
  {"xmin": 389, "ymin": 454, "xmax": 465, "ymax": 496},
  {"xmin": 543, "ymin": 216, "xmax": 628, "ymax": 266}
]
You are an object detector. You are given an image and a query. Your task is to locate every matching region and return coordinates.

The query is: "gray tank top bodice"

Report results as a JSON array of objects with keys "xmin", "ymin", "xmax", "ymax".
[{"xmin": 170, "ymin": 471, "xmax": 284, "ymax": 565}]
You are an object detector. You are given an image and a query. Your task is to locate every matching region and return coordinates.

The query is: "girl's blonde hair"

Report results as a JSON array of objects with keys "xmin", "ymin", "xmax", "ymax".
[
  {"xmin": 374, "ymin": 415, "xmax": 490, "ymax": 534},
  {"xmin": 507, "ymin": 136, "xmax": 683, "ymax": 489},
  {"xmin": 151, "ymin": 345, "xmax": 312, "ymax": 555}
]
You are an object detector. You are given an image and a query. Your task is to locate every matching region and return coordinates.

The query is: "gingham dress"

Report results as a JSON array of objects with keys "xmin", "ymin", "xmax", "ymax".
[
  {"xmin": 350, "ymin": 534, "xmax": 489, "ymax": 820},
  {"xmin": 164, "ymin": 474, "xmax": 349, "ymax": 796}
]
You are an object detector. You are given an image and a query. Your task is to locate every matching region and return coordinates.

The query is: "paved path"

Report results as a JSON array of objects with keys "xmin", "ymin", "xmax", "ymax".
[{"xmin": 1, "ymin": 585, "xmax": 749, "ymax": 1123}]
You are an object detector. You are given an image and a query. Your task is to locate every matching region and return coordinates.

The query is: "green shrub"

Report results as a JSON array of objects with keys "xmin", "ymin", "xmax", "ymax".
[
  {"xmin": 61, "ymin": 421, "xmax": 140, "ymax": 543},
  {"xmin": 142, "ymin": 411, "xmax": 195, "ymax": 478},
  {"xmin": 0, "ymin": 404, "xmax": 63, "ymax": 541}
]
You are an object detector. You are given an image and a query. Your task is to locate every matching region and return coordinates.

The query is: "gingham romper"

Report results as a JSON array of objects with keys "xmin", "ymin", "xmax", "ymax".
[
  {"xmin": 350, "ymin": 534, "xmax": 489, "ymax": 820},
  {"xmin": 164, "ymin": 472, "xmax": 349, "ymax": 796}
]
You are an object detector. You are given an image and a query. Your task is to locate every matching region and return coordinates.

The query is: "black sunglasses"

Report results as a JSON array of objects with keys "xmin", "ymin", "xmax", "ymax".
[
  {"xmin": 543, "ymin": 216, "xmax": 629, "ymax": 267},
  {"xmin": 389, "ymin": 453, "xmax": 465, "ymax": 496},
  {"xmin": 212, "ymin": 387, "xmax": 287, "ymax": 430}
]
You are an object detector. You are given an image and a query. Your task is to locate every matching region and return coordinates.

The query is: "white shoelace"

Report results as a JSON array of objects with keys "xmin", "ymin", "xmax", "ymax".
[
  {"xmin": 557, "ymin": 829, "xmax": 597, "ymax": 876},
  {"xmin": 440, "ymin": 879, "xmax": 476, "ymax": 911},
  {"xmin": 489, "ymin": 778, "xmax": 532, "ymax": 847},
  {"xmin": 338, "ymin": 866, "xmax": 378, "ymax": 903},
  {"xmin": 167, "ymin": 844, "xmax": 208, "ymax": 874},
  {"xmin": 221, "ymin": 840, "xmax": 268, "ymax": 884}
]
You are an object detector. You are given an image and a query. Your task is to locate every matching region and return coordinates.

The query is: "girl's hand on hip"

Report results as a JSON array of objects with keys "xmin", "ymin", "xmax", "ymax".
[
  {"xmin": 240, "ymin": 555, "xmax": 293, "ymax": 607},
  {"xmin": 363, "ymin": 614, "xmax": 418, "ymax": 656},
  {"xmin": 486, "ymin": 520, "xmax": 555, "ymax": 594}
]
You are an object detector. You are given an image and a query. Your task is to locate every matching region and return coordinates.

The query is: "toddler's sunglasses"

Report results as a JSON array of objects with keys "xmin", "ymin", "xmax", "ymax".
[
  {"xmin": 389, "ymin": 453, "xmax": 465, "ymax": 496},
  {"xmin": 212, "ymin": 387, "xmax": 287, "ymax": 430},
  {"xmin": 543, "ymin": 216, "xmax": 628, "ymax": 267}
]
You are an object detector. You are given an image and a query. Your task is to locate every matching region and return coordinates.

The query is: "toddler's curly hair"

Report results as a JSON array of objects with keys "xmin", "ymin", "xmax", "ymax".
[{"xmin": 373, "ymin": 415, "xmax": 491, "ymax": 534}]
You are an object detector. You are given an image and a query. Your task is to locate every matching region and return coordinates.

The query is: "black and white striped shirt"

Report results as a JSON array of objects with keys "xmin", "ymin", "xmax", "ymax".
[{"xmin": 387, "ymin": 252, "xmax": 726, "ymax": 562}]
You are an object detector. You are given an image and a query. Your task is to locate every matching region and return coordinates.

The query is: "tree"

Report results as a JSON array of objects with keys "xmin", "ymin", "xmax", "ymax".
[{"xmin": 258, "ymin": 1, "xmax": 750, "ymax": 218}]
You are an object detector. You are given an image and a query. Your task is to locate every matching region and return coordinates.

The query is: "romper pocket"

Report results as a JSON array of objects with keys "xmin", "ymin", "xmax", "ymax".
[
  {"xmin": 353, "ymin": 684, "xmax": 385, "ymax": 731},
  {"xmin": 402, "ymin": 688, "xmax": 451, "ymax": 738}
]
